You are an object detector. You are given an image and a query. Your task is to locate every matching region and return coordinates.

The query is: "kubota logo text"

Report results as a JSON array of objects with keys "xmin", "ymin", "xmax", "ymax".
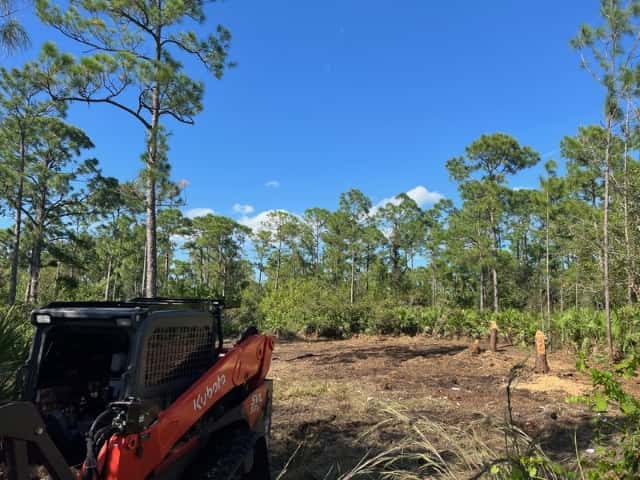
[{"xmin": 193, "ymin": 374, "xmax": 226, "ymax": 411}]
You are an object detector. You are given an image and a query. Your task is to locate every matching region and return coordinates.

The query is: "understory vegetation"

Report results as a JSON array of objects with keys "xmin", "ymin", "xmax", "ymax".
[{"xmin": 244, "ymin": 287, "xmax": 640, "ymax": 356}]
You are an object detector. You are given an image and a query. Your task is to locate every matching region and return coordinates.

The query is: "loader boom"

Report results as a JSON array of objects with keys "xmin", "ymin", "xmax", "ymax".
[{"xmin": 98, "ymin": 334, "xmax": 273, "ymax": 479}]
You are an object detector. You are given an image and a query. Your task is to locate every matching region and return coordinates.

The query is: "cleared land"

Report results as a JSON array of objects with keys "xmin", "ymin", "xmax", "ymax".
[{"xmin": 269, "ymin": 336, "xmax": 636, "ymax": 479}]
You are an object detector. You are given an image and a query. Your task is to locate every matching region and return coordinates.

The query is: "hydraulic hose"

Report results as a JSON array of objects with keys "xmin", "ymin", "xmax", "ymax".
[{"xmin": 82, "ymin": 408, "xmax": 114, "ymax": 480}]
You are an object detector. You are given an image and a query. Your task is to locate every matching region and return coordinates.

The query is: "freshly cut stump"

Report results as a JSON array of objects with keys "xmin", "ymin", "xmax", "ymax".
[
  {"xmin": 470, "ymin": 339, "xmax": 482, "ymax": 355},
  {"xmin": 534, "ymin": 330, "xmax": 550, "ymax": 374},
  {"xmin": 489, "ymin": 321, "xmax": 498, "ymax": 352}
]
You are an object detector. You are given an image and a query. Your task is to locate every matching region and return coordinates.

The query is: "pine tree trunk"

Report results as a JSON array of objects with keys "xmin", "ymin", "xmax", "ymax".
[
  {"xmin": 143, "ymin": 30, "xmax": 162, "ymax": 298},
  {"xmin": 492, "ymin": 267, "xmax": 499, "ymax": 313},
  {"xmin": 144, "ymin": 158, "xmax": 158, "ymax": 298},
  {"xmin": 623, "ymin": 104, "xmax": 633, "ymax": 304},
  {"xmin": 390, "ymin": 242, "xmax": 401, "ymax": 291},
  {"xmin": 539, "ymin": 285, "xmax": 544, "ymax": 319},
  {"xmin": 431, "ymin": 265, "xmax": 437, "ymax": 307},
  {"xmin": 141, "ymin": 250, "xmax": 147, "ymax": 296},
  {"xmin": 8, "ymin": 131, "xmax": 26, "ymax": 305},
  {"xmin": 27, "ymin": 186, "xmax": 46, "ymax": 304},
  {"xmin": 315, "ymin": 232, "xmax": 320, "ymax": 275},
  {"xmin": 165, "ymin": 248, "xmax": 170, "ymax": 294},
  {"xmin": 490, "ymin": 210, "xmax": 499, "ymax": 313},
  {"xmin": 479, "ymin": 267, "xmax": 484, "ymax": 312},
  {"xmin": 198, "ymin": 248, "xmax": 204, "ymax": 288},
  {"xmin": 365, "ymin": 246, "xmax": 370, "ymax": 292},
  {"xmin": 604, "ymin": 118, "xmax": 613, "ymax": 362},
  {"xmin": 54, "ymin": 261, "xmax": 61, "ymax": 297},
  {"xmin": 207, "ymin": 253, "xmax": 212, "ymax": 290},
  {"xmin": 545, "ymin": 194, "xmax": 551, "ymax": 322},
  {"xmin": 222, "ymin": 261, "xmax": 227, "ymax": 298},
  {"xmin": 274, "ymin": 240, "xmax": 282, "ymax": 292},
  {"xmin": 350, "ymin": 250, "xmax": 356, "ymax": 305},
  {"xmin": 23, "ymin": 267, "xmax": 30, "ymax": 303},
  {"xmin": 27, "ymin": 243, "xmax": 42, "ymax": 304},
  {"xmin": 104, "ymin": 257, "xmax": 112, "ymax": 301}
]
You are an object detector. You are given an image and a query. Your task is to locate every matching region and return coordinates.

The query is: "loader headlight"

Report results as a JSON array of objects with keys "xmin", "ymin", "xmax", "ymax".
[
  {"xmin": 35, "ymin": 314, "xmax": 51, "ymax": 324},
  {"xmin": 116, "ymin": 317, "xmax": 132, "ymax": 327}
]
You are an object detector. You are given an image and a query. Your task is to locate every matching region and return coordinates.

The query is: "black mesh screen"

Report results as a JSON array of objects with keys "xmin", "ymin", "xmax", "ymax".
[{"xmin": 144, "ymin": 326, "xmax": 213, "ymax": 388}]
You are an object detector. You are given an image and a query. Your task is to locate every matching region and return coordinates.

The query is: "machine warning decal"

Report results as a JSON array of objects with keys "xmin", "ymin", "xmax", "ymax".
[
  {"xmin": 193, "ymin": 374, "xmax": 226, "ymax": 411},
  {"xmin": 249, "ymin": 392, "xmax": 263, "ymax": 414}
]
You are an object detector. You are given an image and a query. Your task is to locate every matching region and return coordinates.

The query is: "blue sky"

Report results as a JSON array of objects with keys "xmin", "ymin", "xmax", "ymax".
[{"xmin": 9, "ymin": 0, "xmax": 603, "ymax": 227}]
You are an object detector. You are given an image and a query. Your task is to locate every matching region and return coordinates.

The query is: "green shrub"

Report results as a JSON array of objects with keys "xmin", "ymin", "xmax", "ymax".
[
  {"xmin": 223, "ymin": 284, "xmax": 265, "ymax": 337},
  {"xmin": 312, "ymin": 302, "xmax": 371, "ymax": 338},
  {"xmin": 365, "ymin": 305, "xmax": 443, "ymax": 336},
  {"xmin": 553, "ymin": 308, "xmax": 605, "ymax": 353},
  {"xmin": 569, "ymin": 359, "xmax": 640, "ymax": 478},
  {"xmin": 250, "ymin": 281, "xmax": 640, "ymax": 354},
  {"xmin": 0, "ymin": 304, "xmax": 34, "ymax": 401},
  {"xmin": 612, "ymin": 305, "xmax": 640, "ymax": 356},
  {"xmin": 258, "ymin": 280, "xmax": 371, "ymax": 338},
  {"xmin": 494, "ymin": 309, "xmax": 539, "ymax": 346},
  {"xmin": 449, "ymin": 309, "xmax": 487, "ymax": 338}
]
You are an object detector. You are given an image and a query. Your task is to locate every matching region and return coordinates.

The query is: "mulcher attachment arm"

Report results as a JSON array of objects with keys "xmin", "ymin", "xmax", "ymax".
[{"xmin": 0, "ymin": 402, "xmax": 75, "ymax": 480}]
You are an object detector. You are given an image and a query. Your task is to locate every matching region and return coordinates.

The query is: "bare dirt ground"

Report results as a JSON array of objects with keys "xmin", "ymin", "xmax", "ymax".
[{"xmin": 268, "ymin": 336, "xmax": 636, "ymax": 479}]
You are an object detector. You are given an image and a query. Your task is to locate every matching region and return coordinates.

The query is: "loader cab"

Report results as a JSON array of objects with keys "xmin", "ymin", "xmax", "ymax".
[{"xmin": 21, "ymin": 298, "xmax": 223, "ymax": 466}]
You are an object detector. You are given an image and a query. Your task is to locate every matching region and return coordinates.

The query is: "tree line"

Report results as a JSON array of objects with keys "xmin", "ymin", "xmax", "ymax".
[{"xmin": 2, "ymin": 1, "xmax": 640, "ymax": 360}]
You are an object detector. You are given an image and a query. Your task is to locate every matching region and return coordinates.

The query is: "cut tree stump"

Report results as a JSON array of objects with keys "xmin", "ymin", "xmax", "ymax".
[
  {"xmin": 470, "ymin": 339, "xmax": 482, "ymax": 355},
  {"xmin": 534, "ymin": 330, "xmax": 550, "ymax": 374},
  {"xmin": 489, "ymin": 321, "xmax": 498, "ymax": 352}
]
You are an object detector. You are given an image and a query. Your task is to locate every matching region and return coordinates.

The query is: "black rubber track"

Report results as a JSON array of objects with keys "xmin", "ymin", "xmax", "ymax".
[{"xmin": 186, "ymin": 430, "xmax": 268, "ymax": 480}]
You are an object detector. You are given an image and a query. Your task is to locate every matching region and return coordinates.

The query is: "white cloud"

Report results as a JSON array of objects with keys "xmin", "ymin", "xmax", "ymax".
[
  {"xmin": 170, "ymin": 233, "xmax": 190, "ymax": 246},
  {"xmin": 405, "ymin": 186, "xmax": 444, "ymax": 207},
  {"xmin": 185, "ymin": 207, "xmax": 214, "ymax": 219},
  {"xmin": 232, "ymin": 203, "xmax": 255, "ymax": 215},
  {"xmin": 239, "ymin": 209, "xmax": 297, "ymax": 232},
  {"xmin": 372, "ymin": 185, "xmax": 444, "ymax": 214},
  {"xmin": 239, "ymin": 211, "xmax": 274, "ymax": 231},
  {"xmin": 265, "ymin": 180, "xmax": 280, "ymax": 189}
]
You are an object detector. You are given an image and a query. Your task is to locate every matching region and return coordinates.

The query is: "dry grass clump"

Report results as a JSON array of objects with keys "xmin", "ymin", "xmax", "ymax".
[
  {"xmin": 339, "ymin": 405, "xmax": 497, "ymax": 479},
  {"xmin": 332, "ymin": 365, "xmax": 566, "ymax": 480},
  {"xmin": 332, "ymin": 403, "xmax": 565, "ymax": 480}
]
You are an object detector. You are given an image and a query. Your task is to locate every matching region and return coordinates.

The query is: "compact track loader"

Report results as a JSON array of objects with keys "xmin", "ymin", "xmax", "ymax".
[{"xmin": 0, "ymin": 298, "xmax": 274, "ymax": 480}]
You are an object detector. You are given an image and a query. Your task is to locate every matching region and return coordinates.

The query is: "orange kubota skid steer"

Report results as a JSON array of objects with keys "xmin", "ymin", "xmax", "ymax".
[{"xmin": 0, "ymin": 298, "xmax": 274, "ymax": 480}]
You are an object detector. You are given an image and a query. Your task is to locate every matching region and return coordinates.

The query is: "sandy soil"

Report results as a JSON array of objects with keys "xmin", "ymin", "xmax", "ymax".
[{"xmin": 268, "ymin": 336, "xmax": 635, "ymax": 479}]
